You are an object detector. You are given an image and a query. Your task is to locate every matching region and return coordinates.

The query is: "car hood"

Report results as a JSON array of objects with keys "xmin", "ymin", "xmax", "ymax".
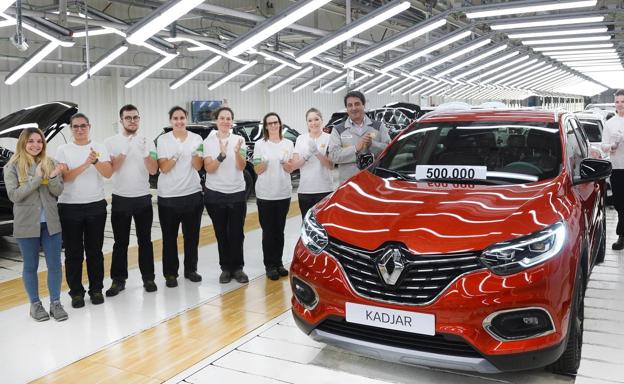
[
  {"xmin": 0, "ymin": 101, "xmax": 77, "ymax": 140},
  {"xmin": 315, "ymin": 171, "xmax": 567, "ymax": 254}
]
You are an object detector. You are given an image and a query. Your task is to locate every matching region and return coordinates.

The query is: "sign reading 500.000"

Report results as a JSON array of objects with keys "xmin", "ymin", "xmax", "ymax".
[{"xmin": 415, "ymin": 165, "xmax": 487, "ymax": 180}]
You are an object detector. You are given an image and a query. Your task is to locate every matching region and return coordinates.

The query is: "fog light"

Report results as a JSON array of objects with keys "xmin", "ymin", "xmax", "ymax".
[
  {"xmin": 484, "ymin": 308, "xmax": 554, "ymax": 341},
  {"xmin": 291, "ymin": 276, "xmax": 318, "ymax": 309}
]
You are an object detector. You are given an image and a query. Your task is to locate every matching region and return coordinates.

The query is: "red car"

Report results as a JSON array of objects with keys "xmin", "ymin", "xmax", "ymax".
[{"xmin": 290, "ymin": 109, "xmax": 611, "ymax": 375}]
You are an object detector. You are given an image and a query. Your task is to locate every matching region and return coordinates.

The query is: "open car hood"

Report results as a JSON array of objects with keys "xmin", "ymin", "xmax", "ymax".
[{"xmin": 0, "ymin": 101, "xmax": 77, "ymax": 140}]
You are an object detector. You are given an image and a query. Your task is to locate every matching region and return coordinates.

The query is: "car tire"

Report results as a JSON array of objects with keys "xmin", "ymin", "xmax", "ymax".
[
  {"xmin": 547, "ymin": 271, "xmax": 584, "ymax": 376},
  {"xmin": 244, "ymin": 169, "xmax": 254, "ymax": 201}
]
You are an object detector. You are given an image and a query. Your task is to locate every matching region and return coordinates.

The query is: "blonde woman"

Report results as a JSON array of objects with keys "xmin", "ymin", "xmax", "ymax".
[
  {"xmin": 4, "ymin": 127, "xmax": 67, "ymax": 321},
  {"xmin": 291, "ymin": 108, "xmax": 333, "ymax": 217}
]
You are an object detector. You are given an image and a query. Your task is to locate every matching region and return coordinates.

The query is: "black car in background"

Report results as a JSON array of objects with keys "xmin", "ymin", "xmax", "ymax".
[
  {"xmin": 150, "ymin": 120, "xmax": 300, "ymax": 199},
  {"xmin": 0, "ymin": 102, "xmax": 77, "ymax": 236}
]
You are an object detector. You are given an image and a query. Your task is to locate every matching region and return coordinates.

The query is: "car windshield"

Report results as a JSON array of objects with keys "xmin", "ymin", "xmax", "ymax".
[
  {"xmin": 374, "ymin": 121, "xmax": 562, "ymax": 185},
  {"xmin": 579, "ymin": 119, "xmax": 602, "ymax": 142}
]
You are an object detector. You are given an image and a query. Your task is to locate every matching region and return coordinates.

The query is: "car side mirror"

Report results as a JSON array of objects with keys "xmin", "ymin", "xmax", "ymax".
[
  {"xmin": 574, "ymin": 158, "xmax": 611, "ymax": 185},
  {"xmin": 356, "ymin": 152, "xmax": 375, "ymax": 170}
]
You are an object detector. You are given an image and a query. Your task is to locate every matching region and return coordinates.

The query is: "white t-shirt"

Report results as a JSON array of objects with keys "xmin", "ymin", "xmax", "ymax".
[
  {"xmin": 602, "ymin": 115, "xmax": 624, "ymax": 169},
  {"xmin": 254, "ymin": 139, "xmax": 294, "ymax": 200},
  {"xmin": 156, "ymin": 131, "xmax": 203, "ymax": 198},
  {"xmin": 294, "ymin": 132, "xmax": 333, "ymax": 194},
  {"xmin": 105, "ymin": 133, "xmax": 156, "ymax": 197},
  {"xmin": 203, "ymin": 132, "xmax": 247, "ymax": 194},
  {"xmin": 55, "ymin": 141, "xmax": 110, "ymax": 204}
]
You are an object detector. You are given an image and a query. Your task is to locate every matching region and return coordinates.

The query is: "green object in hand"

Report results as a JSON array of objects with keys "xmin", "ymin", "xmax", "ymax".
[
  {"xmin": 149, "ymin": 150, "xmax": 158, "ymax": 160},
  {"xmin": 239, "ymin": 146, "xmax": 247, "ymax": 157},
  {"xmin": 252, "ymin": 157, "xmax": 261, "ymax": 166},
  {"xmin": 196, "ymin": 143, "xmax": 204, "ymax": 153}
]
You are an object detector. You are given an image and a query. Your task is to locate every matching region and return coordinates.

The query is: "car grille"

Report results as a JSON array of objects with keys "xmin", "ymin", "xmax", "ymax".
[
  {"xmin": 327, "ymin": 238, "xmax": 484, "ymax": 305},
  {"xmin": 317, "ymin": 317, "xmax": 481, "ymax": 358}
]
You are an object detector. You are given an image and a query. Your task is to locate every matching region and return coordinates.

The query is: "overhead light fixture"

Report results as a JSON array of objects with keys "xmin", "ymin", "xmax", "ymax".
[
  {"xmin": 550, "ymin": 53, "xmax": 619, "ymax": 60},
  {"xmin": 293, "ymin": 69, "xmax": 332, "ymax": 92},
  {"xmin": 382, "ymin": 29, "xmax": 472, "ymax": 72},
  {"xmin": 333, "ymin": 84, "xmax": 347, "ymax": 93},
  {"xmin": 403, "ymin": 78, "xmax": 435, "ymax": 95},
  {"xmin": 522, "ymin": 35, "xmax": 611, "ymax": 45},
  {"xmin": 241, "ymin": 64, "xmax": 286, "ymax": 91},
  {"xmin": 365, "ymin": 77, "xmax": 398, "ymax": 93},
  {"xmin": 165, "ymin": 37, "xmax": 249, "ymax": 64},
  {"xmin": 379, "ymin": 77, "xmax": 411, "ymax": 95},
  {"xmin": 490, "ymin": 16, "xmax": 604, "ymax": 30},
  {"xmin": 478, "ymin": 58, "xmax": 537, "ymax": 83},
  {"xmin": 296, "ymin": 0, "xmax": 411, "ymax": 63},
  {"xmin": 314, "ymin": 72, "xmax": 347, "ymax": 93},
  {"xmin": 71, "ymin": 44, "xmax": 128, "ymax": 86},
  {"xmin": 507, "ymin": 27, "xmax": 608, "ymax": 39},
  {"xmin": 354, "ymin": 73, "xmax": 390, "ymax": 91},
  {"xmin": 494, "ymin": 61, "xmax": 549, "ymax": 85},
  {"xmin": 125, "ymin": 53, "xmax": 178, "ymax": 88},
  {"xmin": 1, "ymin": 1, "xmax": 15, "ymax": 13},
  {"xmin": 170, "ymin": 55, "xmax": 222, "ymax": 90},
  {"xmin": 392, "ymin": 79, "xmax": 418, "ymax": 95},
  {"xmin": 1, "ymin": 13, "xmax": 74, "ymax": 47},
  {"xmin": 343, "ymin": 15, "xmax": 447, "ymax": 68},
  {"xmin": 208, "ymin": 60, "xmax": 258, "ymax": 90},
  {"xmin": 73, "ymin": 26, "xmax": 126, "ymax": 38},
  {"xmin": 453, "ymin": 51, "xmax": 520, "ymax": 80},
  {"xmin": 465, "ymin": 0, "xmax": 596, "ymax": 19},
  {"xmin": 569, "ymin": 65, "xmax": 623, "ymax": 72},
  {"xmin": 307, "ymin": 58, "xmax": 342, "ymax": 73},
  {"xmin": 532, "ymin": 43, "xmax": 612, "ymax": 51},
  {"xmin": 126, "ymin": 0, "xmax": 205, "ymax": 45},
  {"xmin": 268, "ymin": 66, "xmax": 313, "ymax": 92},
  {"xmin": 227, "ymin": 0, "xmax": 331, "ymax": 56},
  {"xmin": 254, "ymin": 50, "xmax": 301, "ymax": 69},
  {"xmin": 434, "ymin": 44, "xmax": 507, "ymax": 77},
  {"xmin": 351, "ymin": 66, "xmax": 374, "ymax": 77},
  {"xmin": 508, "ymin": 66, "xmax": 558, "ymax": 87},
  {"xmin": 5, "ymin": 41, "xmax": 59, "ymax": 85},
  {"xmin": 561, "ymin": 59, "xmax": 621, "ymax": 66},
  {"xmin": 410, "ymin": 37, "xmax": 492, "ymax": 75},
  {"xmin": 542, "ymin": 49, "xmax": 615, "ymax": 56},
  {"xmin": 413, "ymin": 81, "xmax": 445, "ymax": 95},
  {"xmin": 524, "ymin": 71, "xmax": 570, "ymax": 89}
]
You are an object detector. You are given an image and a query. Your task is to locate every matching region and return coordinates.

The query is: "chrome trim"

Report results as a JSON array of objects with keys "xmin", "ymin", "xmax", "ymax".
[
  {"xmin": 482, "ymin": 306, "xmax": 556, "ymax": 342},
  {"xmin": 310, "ymin": 329, "xmax": 500, "ymax": 374},
  {"xmin": 291, "ymin": 276, "xmax": 320, "ymax": 311}
]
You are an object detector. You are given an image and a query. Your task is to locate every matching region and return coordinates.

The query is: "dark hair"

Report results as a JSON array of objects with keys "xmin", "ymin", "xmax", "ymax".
[
  {"xmin": 213, "ymin": 106, "xmax": 234, "ymax": 120},
  {"xmin": 306, "ymin": 107, "xmax": 323, "ymax": 121},
  {"xmin": 262, "ymin": 112, "xmax": 283, "ymax": 141},
  {"xmin": 344, "ymin": 90, "xmax": 366, "ymax": 107},
  {"xmin": 69, "ymin": 112, "xmax": 90, "ymax": 125},
  {"xmin": 168, "ymin": 106, "xmax": 187, "ymax": 120},
  {"xmin": 119, "ymin": 104, "xmax": 139, "ymax": 118},
  {"xmin": 615, "ymin": 89, "xmax": 624, "ymax": 97}
]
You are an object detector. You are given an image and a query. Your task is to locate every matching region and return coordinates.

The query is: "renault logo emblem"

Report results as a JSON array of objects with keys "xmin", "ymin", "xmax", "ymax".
[{"xmin": 377, "ymin": 248, "xmax": 405, "ymax": 286}]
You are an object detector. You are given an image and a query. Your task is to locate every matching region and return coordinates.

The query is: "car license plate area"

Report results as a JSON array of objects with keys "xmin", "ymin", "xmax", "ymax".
[{"xmin": 346, "ymin": 302, "xmax": 435, "ymax": 335}]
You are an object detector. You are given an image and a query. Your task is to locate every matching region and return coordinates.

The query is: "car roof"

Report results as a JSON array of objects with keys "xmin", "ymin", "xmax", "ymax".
[
  {"xmin": 575, "ymin": 112, "xmax": 604, "ymax": 120},
  {"xmin": 419, "ymin": 108, "xmax": 563, "ymax": 124}
]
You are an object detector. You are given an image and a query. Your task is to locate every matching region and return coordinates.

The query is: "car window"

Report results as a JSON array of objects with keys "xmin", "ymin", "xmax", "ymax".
[
  {"xmin": 375, "ymin": 121, "xmax": 562, "ymax": 184},
  {"xmin": 578, "ymin": 119, "xmax": 602, "ymax": 143},
  {"xmin": 282, "ymin": 126, "xmax": 299, "ymax": 143},
  {"xmin": 241, "ymin": 124, "xmax": 262, "ymax": 141},
  {"xmin": 569, "ymin": 118, "xmax": 588, "ymax": 157},
  {"xmin": 565, "ymin": 120, "xmax": 584, "ymax": 178}
]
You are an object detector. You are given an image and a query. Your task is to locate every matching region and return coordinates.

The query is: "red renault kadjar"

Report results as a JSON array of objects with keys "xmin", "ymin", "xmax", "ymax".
[{"xmin": 290, "ymin": 108, "xmax": 611, "ymax": 375}]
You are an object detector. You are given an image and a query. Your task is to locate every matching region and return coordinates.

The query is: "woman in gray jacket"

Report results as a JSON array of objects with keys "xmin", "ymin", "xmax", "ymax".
[{"xmin": 4, "ymin": 127, "xmax": 68, "ymax": 321}]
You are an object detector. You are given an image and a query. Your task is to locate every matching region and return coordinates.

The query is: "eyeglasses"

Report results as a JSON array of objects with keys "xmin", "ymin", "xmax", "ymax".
[
  {"xmin": 71, "ymin": 124, "xmax": 89, "ymax": 130},
  {"xmin": 266, "ymin": 121, "xmax": 280, "ymax": 126},
  {"xmin": 123, "ymin": 116, "xmax": 141, "ymax": 122}
]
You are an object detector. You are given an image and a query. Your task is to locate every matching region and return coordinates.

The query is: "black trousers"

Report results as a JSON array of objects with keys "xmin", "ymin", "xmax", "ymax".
[
  {"xmin": 611, "ymin": 169, "xmax": 624, "ymax": 236},
  {"xmin": 205, "ymin": 199, "xmax": 246, "ymax": 273},
  {"xmin": 110, "ymin": 194, "xmax": 155, "ymax": 282},
  {"xmin": 257, "ymin": 198, "xmax": 291, "ymax": 269},
  {"xmin": 298, "ymin": 192, "xmax": 331, "ymax": 218},
  {"xmin": 157, "ymin": 192, "xmax": 203, "ymax": 278},
  {"xmin": 58, "ymin": 200, "xmax": 107, "ymax": 297}
]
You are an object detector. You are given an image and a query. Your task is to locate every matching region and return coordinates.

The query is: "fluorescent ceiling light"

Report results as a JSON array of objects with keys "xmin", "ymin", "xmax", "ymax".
[
  {"xmin": 453, "ymin": 51, "xmax": 519, "ymax": 80},
  {"xmin": 126, "ymin": 0, "xmax": 205, "ymax": 45},
  {"xmin": 5, "ymin": 41, "xmax": 58, "ymax": 85},
  {"xmin": 1, "ymin": 1, "xmax": 14, "ymax": 13},
  {"xmin": 166, "ymin": 37, "xmax": 249, "ymax": 64},
  {"xmin": 71, "ymin": 45, "xmax": 128, "ymax": 86},
  {"xmin": 73, "ymin": 27, "xmax": 126, "ymax": 38},
  {"xmin": 268, "ymin": 66, "xmax": 313, "ymax": 92},
  {"xmin": 509, "ymin": 66, "xmax": 558, "ymax": 87},
  {"xmin": 522, "ymin": 35, "xmax": 611, "ymax": 45},
  {"xmin": 333, "ymin": 84, "xmax": 347, "ymax": 93},
  {"xmin": 0, "ymin": 13, "xmax": 74, "ymax": 47},
  {"xmin": 307, "ymin": 58, "xmax": 342, "ymax": 73},
  {"xmin": 532, "ymin": 43, "xmax": 612, "ymax": 51},
  {"xmin": 562, "ymin": 59, "xmax": 621, "ymax": 66},
  {"xmin": 314, "ymin": 72, "xmax": 347, "ymax": 92},
  {"xmin": 293, "ymin": 69, "xmax": 332, "ymax": 92},
  {"xmin": 208, "ymin": 60, "xmax": 258, "ymax": 90},
  {"xmin": 494, "ymin": 61, "xmax": 549, "ymax": 85},
  {"xmin": 491, "ymin": 16, "xmax": 604, "ymax": 30},
  {"xmin": 383, "ymin": 29, "xmax": 472, "ymax": 72},
  {"xmin": 410, "ymin": 38, "xmax": 491, "ymax": 75},
  {"xmin": 414, "ymin": 81, "xmax": 445, "ymax": 95},
  {"xmin": 254, "ymin": 50, "xmax": 301, "ymax": 69},
  {"xmin": 392, "ymin": 79, "xmax": 418, "ymax": 95},
  {"xmin": 551, "ymin": 54, "xmax": 619, "ymax": 61},
  {"xmin": 351, "ymin": 66, "xmax": 374, "ymax": 77},
  {"xmin": 570, "ymin": 65, "xmax": 623, "ymax": 72},
  {"xmin": 344, "ymin": 16, "xmax": 447, "ymax": 68},
  {"xmin": 241, "ymin": 64, "xmax": 286, "ymax": 91},
  {"xmin": 434, "ymin": 44, "xmax": 507, "ymax": 77},
  {"xmin": 365, "ymin": 77, "xmax": 397, "ymax": 93},
  {"xmin": 296, "ymin": 0, "xmax": 411, "ymax": 63},
  {"xmin": 466, "ymin": 1, "xmax": 596, "ymax": 19},
  {"xmin": 170, "ymin": 55, "xmax": 222, "ymax": 90},
  {"xmin": 479, "ymin": 58, "xmax": 537, "ymax": 83},
  {"xmin": 542, "ymin": 48, "xmax": 615, "ymax": 56},
  {"xmin": 228, "ymin": 0, "xmax": 331, "ymax": 56},
  {"xmin": 403, "ymin": 79, "xmax": 434, "ymax": 95},
  {"xmin": 125, "ymin": 53, "xmax": 178, "ymax": 88},
  {"xmin": 507, "ymin": 27, "xmax": 607, "ymax": 39},
  {"xmin": 353, "ymin": 73, "xmax": 390, "ymax": 91},
  {"xmin": 379, "ymin": 77, "xmax": 411, "ymax": 94}
]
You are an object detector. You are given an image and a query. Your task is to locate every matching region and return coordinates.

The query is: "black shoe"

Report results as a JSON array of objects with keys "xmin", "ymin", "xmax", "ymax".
[
  {"xmin": 233, "ymin": 269, "xmax": 249, "ymax": 284},
  {"xmin": 90, "ymin": 292, "xmax": 104, "ymax": 305},
  {"xmin": 266, "ymin": 268, "xmax": 279, "ymax": 281},
  {"xmin": 184, "ymin": 271, "xmax": 202, "ymax": 282},
  {"xmin": 71, "ymin": 295, "xmax": 85, "ymax": 308},
  {"xmin": 105, "ymin": 280, "xmax": 126, "ymax": 297},
  {"xmin": 277, "ymin": 266, "xmax": 289, "ymax": 277},
  {"xmin": 143, "ymin": 280, "xmax": 157, "ymax": 292},
  {"xmin": 612, "ymin": 236, "xmax": 624, "ymax": 250},
  {"xmin": 165, "ymin": 276, "xmax": 178, "ymax": 288},
  {"xmin": 219, "ymin": 271, "xmax": 232, "ymax": 284}
]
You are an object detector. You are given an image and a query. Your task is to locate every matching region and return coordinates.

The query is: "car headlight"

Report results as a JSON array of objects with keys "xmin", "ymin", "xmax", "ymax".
[
  {"xmin": 301, "ymin": 209, "xmax": 328, "ymax": 255},
  {"xmin": 481, "ymin": 222, "xmax": 565, "ymax": 276}
]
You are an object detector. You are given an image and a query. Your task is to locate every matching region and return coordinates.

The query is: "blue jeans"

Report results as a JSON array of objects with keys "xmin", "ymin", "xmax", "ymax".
[{"xmin": 16, "ymin": 223, "xmax": 62, "ymax": 303}]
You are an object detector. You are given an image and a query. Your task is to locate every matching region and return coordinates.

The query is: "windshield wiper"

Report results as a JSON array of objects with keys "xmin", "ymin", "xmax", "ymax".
[{"xmin": 374, "ymin": 167, "xmax": 410, "ymax": 180}]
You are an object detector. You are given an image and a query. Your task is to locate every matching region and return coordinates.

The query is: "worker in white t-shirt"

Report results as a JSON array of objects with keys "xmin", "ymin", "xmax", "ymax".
[
  {"xmin": 56, "ymin": 113, "xmax": 113, "ymax": 309},
  {"xmin": 104, "ymin": 104, "xmax": 159, "ymax": 297},
  {"xmin": 156, "ymin": 106, "xmax": 204, "ymax": 288},
  {"xmin": 253, "ymin": 112, "xmax": 294, "ymax": 281},
  {"xmin": 203, "ymin": 107, "xmax": 249, "ymax": 284},
  {"xmin": 601, "ymin": 89, "xmax": 624, "ymax": 249},
  {"xmin": 291, "ymin": 107, "xmax": 334, "ymax": 217}
]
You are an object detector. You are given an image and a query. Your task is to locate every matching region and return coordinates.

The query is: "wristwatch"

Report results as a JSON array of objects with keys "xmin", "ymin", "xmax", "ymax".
[
  {"xmin": 217, "ymin": 153, "xmax": 226, "ymax": 162},
  {"xmin": 92, "ymin": 158, "xmax": 99, "ymax": 165}
]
